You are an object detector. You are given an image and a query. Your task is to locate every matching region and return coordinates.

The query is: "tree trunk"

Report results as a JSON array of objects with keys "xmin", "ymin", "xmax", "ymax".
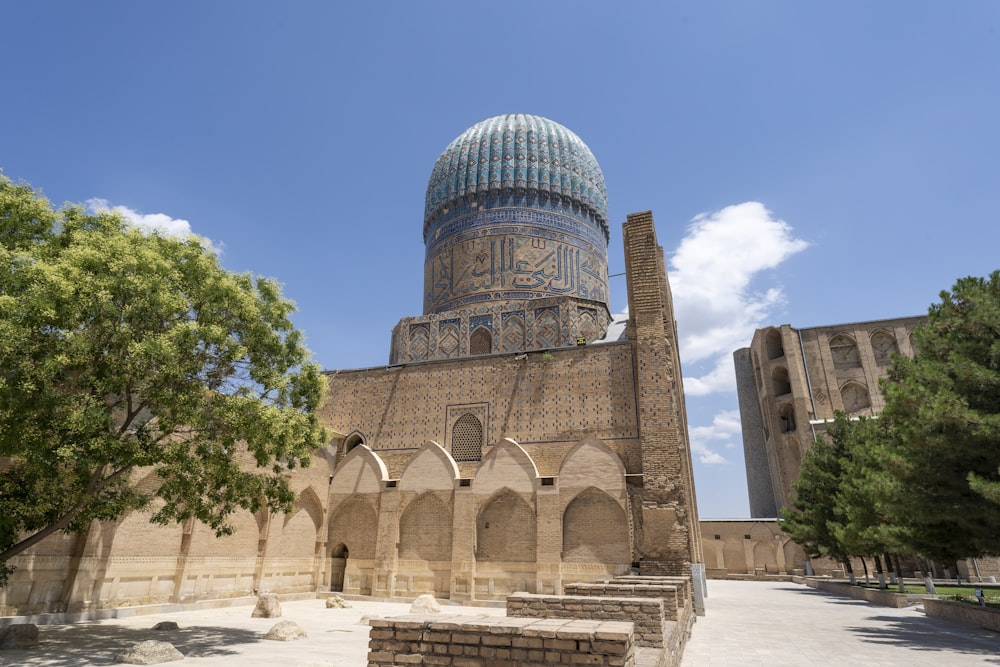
[
  {"xmin": 894, "ymin": 554, "xmax": 906, "ymax": 593},
  {"xmin": 843, "ymin": 558, "xmax": 856, "ymax": 585},
  {"xmin": 874, "ymin": 555, "xmax": 887, "ymax": 589}
]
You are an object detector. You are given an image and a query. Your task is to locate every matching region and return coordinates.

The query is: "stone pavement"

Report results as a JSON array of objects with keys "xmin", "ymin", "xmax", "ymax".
[
  {"xmin": 1, "ymin": 598, "xmax": 505, "ymax": 666},
  {"xmin": 5, "ymin": 581, "xmax": 1000, "ymax": 666},
  {"xmin": 682, "ymin": 580, "xmax": 1000, "ymax": 666}
]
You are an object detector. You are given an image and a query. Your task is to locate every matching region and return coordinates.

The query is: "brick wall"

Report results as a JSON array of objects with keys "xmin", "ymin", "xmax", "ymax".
[
  {"xmin": 563, "ymin": 582, "xmax": 681, "ymax": 622},
  {"xmin": 506, "ymin": 593, "xmax": 665, "ymax": 648},
  {"xmin": 322, "ymin": 343, "xmax": 641, "ymax": 478},
  {"xmin": 367, "ymin": 614, "xmax": 636, "ymax": 667}
]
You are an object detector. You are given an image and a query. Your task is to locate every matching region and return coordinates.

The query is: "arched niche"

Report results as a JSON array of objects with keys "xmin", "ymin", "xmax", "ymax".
[
  {"xmin": 841, "ymin": 382, "xmax": 872, "ymax": 414},
  {"xmin": 473, "ymin": 437, "xmax": 538, "ymax": 496},
  {"xmin": 398, "ymin": 492, "xmax": 453, "ymax": 561},
  {"xmin": 830, "ymin": 334, "xmax": 861, "ymax": 370},
  {"xmin": 327, "ymin": 497, "xmax": 378, "ymax": 560},
  {"xmin": 765, "ymin": 328, "xmax": 784, "ymax": 360},
  {"xmin": 778, "ymin": 403, "xmax": 796, "ymax": 433},
  {"xmin": 343, "ymin": 431, "xmax": 366, "ymax": 455},
  {"xmin": 476, "ymin": 488, "xmax": 536, "ymax": 563},
  {"xmin": 561, "ymin": 487, "xmax": 630, "ymax": 564},
  {"xmin": 870, "ymin": 330, "xmax": 898, "ymax": 366},
  {"xmin": 330, "ymin": 445, "xmax": 388, "ymax": 495},
  {"xmin": 399, "ymin": 441, "xmax": 459, "ymax": 493},
  {"xmin": 771, "ymin": 366, "xmax": 791, "ymax": 396}
]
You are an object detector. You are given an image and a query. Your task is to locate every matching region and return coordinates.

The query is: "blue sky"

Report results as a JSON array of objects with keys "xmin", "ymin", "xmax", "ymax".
[{"xmin": 3, "ymin": 2, "xmax": 999, "ymax": 519}]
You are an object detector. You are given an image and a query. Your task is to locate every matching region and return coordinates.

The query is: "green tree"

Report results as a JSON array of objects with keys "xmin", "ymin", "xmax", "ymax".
[
  {"xmin": 880, "ymin": 271, "xmax": 1000, "ymax": 562},
  {"xmin": 782, "ymin": 413, "xmax": 900, "ymax": 581},
  {"xmin": 781, "ymin": 415, "xmax": 851, "ymax": 572},
  {"xmin": 0, "ymin": 175, "xmax": 327, "ymax": 581}
]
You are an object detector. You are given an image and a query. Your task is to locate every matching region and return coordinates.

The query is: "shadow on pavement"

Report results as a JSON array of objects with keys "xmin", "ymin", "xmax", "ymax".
[
  {"xmin": 6, "ymin": 623, "xmax": 262, "ymax": 666},
  {"xmin": 846, "ymin": 615, "xmax": 1000, "ymax": 662}
]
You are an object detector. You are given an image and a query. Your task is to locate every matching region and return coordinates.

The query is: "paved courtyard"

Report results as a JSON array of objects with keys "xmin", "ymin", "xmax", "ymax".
[
  {"xmin": 3, "ymin": 580, "xmax": 1000, "ymax": 665},
  {"xmin": 682, "ymin": 580, "xmax": 1000, "ymax": 666}
]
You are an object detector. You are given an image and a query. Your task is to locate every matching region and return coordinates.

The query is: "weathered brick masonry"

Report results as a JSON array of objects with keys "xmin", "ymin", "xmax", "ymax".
[{"xmin": 367, "ymin": 614, "xmax": 636, "ymax": 667}]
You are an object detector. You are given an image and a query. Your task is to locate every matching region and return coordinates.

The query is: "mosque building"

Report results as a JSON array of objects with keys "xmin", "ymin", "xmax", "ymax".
[
  {"xmin": 321, "ymin": 114, "xmax": 703, "ymax": 601},
  {"xmin": 1, "ymin": 114, "xmax": 705, "ymax": 614}
]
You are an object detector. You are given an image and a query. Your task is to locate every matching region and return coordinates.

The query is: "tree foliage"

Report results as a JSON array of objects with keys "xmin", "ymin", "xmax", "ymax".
[
  {"xmin": 879, "ymin": 271, "xmax": 1000, "ymax": 562},
  {"xmin": 781, "ymin": 413, "xmax": 894, "ymax": 564},
  {"xmin": 0, "ymin": 175, "xmax": 327, "ymax": 579}
]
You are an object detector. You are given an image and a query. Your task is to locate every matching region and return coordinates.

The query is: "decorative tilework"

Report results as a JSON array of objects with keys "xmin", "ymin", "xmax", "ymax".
[
  {"xmin": 424, "ymin": 115, "xmax": 608, "ymax": 243},
  {"xmin": 469, "ymin": 314, "xmax": 493, "ymax": 332}
]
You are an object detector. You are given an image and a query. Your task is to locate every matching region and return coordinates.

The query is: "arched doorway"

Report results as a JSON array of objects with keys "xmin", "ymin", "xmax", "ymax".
[{"xmin": 330, "ymin": 543, "xmax": 348, "ymax": 592}]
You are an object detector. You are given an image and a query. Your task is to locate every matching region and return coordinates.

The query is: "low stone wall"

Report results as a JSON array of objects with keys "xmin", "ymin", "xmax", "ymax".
[
  {"xmin": 506, "ymin": 593, "xmax": 664, "ymax": 648},
  {"xmin": 367, "ymin": 614, "xmax": 635, "ymax": 667},
  {"xmin": 924, "ymin": 599, "xmax": 1000, "ymax": 633},
  {"xmin": 798, "ymin": 578, "xmax": 918, "ymax": 608},
  {"xmin": 606, "ymin": 576, "xmax": 692, "ymax": 605},
  {"xmin": 564, "ymin": 582, "xmax": 682, "ymax": 621}
]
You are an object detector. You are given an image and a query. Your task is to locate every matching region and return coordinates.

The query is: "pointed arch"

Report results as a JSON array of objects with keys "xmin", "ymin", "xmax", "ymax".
[
  {"xmin": 558, "ymin": 436, "xmax": 625, "ymax": 500},
  {"xmin": 399, "ymin": 441, "xmax": 459, "ymax": 492},
  {"xmin": 841, "ymin": 382, "xmax": 871, "ymax": 414},
  {"xmin": 561, "ymin": 487, "xmax": 630, "ymax": 564},
  {"xmin": 328, "ymin": 497, "xmax": 378, "ymax": 559},
  {"xmin": 452, "ymin": 413, "xmax": 484, "ymax": 461},
  {"xmin": 830, "ymin": 334, "xmax": 861, "ymax": 370},
  {"xmin": 343, "ymin": 431, "xmax": 366, "ymax": 455},
  {"xmin": 278, "ymin": 487, "xmax": 323, "ymax": 558},
  {"xmin": 476, "ymin": 488, "xmax": 536, "ymax": 562},
  {"xmin": 330, "ymin": 444, "xmax": 388, "ymax": 495},
  {"xmin": 474, "ymin": 438, "xmax": 538, "ymax": 496},
  {"xmin": 470, "ymin": 326, "xmax": 492, "ymax": 355},
  {"xmin": 399, "ymin": 492, "xmax": 453, "ymax": 561},
  {"xmin": 870, "ymin": 330, "xmax": 898, "ymax": 366}
]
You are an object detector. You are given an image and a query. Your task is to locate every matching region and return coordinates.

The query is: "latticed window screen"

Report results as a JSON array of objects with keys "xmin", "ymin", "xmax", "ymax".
[
  {"xmin": 452, "ymin": 413, "xmax": 483, "ymax": 461},
  {"xmin": 470, "ymin": 327, "xmax": 492, "ymax": 355}
]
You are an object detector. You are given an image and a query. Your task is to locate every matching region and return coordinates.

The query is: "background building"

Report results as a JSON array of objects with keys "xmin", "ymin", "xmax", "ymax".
[{"xmin": 734, "ymin": 316, "xmax": 926, "ymax": 518}]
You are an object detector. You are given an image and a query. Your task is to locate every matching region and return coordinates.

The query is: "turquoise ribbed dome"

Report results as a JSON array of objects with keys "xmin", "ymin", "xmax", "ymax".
[{"xmin": 423, "ymin": 114, "xmax": 608, "ymax": 244}]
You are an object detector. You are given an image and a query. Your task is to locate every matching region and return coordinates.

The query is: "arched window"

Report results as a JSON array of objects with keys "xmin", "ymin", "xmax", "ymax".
[
  {"xmin": 451, "ymin": 413, "xmax": 483, "ymax": 462},
  {"xmin": 830, "ymin": 334, "xmax": 861, "ymax": 370},
  {"xmin": 765, "ymin": 328, "xmax": 784, "ymax": 360},
  {"xmin": 470, "ymin": 327, "xmax": 492, "ymax": 355}
]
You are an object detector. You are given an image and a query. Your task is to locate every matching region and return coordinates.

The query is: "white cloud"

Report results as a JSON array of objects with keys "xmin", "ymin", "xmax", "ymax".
[
  {"xmin": 669, "ymin": 201, "xmax": 809, "ymax": 395},
  {"xmin": 688, "ymin": 410, "xmax": 742, "ymax": 465},
  {"xmin": 86, "ymin": 198, "xmax": 221, "ymax": 253}
]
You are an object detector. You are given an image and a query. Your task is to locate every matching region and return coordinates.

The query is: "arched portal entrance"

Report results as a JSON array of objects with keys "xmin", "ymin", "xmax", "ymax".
[{"xmin": 330, "ymin": 543, "xmax": 348, "ymax": 592}]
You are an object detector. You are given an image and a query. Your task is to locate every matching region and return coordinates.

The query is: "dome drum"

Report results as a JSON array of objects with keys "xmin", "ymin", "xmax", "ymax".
[{"xmin": 422, "ymin": 115, "xmax": 611, "ymax": 318}]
